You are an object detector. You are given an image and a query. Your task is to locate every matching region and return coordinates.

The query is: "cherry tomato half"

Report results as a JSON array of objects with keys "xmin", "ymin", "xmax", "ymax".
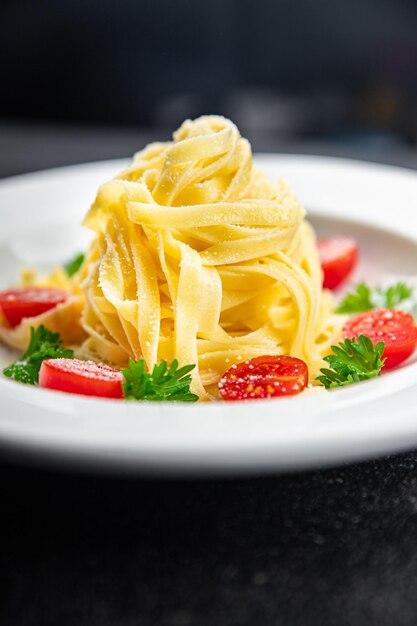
[
  {"xmin": 317, "ymin": 237, "xmax": 359, "ymax": 290},
  {"xmin": 218, "ymin": 355, "xmax": 308, "ymax": 401},
  {"xmin": 39, "ymin": 358, "xmax": 124, "ymax": 398},
  {"xmin": 343, "ymin": 308, "xmax": 417, "ymax": 370},
  {"xmin": 0, "ymin": 287, "xmax": 68, "ymax": 328}
]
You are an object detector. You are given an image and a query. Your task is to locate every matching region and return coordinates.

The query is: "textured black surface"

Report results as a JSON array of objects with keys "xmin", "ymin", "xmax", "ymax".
[{"xmin": 2, "ymin": 453, "xmax": 417, "ymax": 626}]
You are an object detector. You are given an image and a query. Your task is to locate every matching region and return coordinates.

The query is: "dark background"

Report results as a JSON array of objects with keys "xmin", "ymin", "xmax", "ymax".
[
  {"xmin": 2, "ymin": 1, "xmax": 417, "ymax": 625},
  {"xmin": 3, "ymin": 452, "xmax": 417, "ymax": 626},
  {"xmin": 2, "ymin": 0, "xmax": 417, "ymax": 176}
]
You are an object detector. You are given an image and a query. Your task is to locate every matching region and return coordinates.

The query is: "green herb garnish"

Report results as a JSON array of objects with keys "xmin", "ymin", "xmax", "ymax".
[
  {"xmin": 122, "ymin": 358, "xmax": 198, "ymax": 402},
  {"xmin": 64, "ymin": 252, "xmax": 85, "ymax": 277},
  {"xmin": 336, "ymin": 281, "xmax": 413, "ymax": 314},
  {"xmin": 3, "ymin": 325, "xmax": 73, "ymax": 385},
  {"xmin": 316, "ymin": 335, "xmax": 385, "ymax": 389},
  {"xmin": 382, "ymin": 282, "xmax": 413, "ymax": 308}
]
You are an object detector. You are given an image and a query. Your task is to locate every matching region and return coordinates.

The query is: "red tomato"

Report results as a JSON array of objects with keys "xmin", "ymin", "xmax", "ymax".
[
  {"xmin": 39, "ymin": 358, "xmax": 124, "ymax": 398},
  {"xmin": 0, "ymin": 287, "xmax": 68, "ymax": 328},
  {"xmin": 343, "ymin": 308, "xmax": 417, "ymax": 369},
  {"xmin": 218, "ymin": 355, "xmax": 308, "ymax": 401},
  {"xmin": 317, "ymin": 237, "xmax": 358, "ymax": 290}
]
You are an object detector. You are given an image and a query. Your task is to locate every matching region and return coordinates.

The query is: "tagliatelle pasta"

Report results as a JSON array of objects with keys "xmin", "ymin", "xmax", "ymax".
[
  {"xmin": 0, "ymin": 295, "xmax": 86, "ymax": 352},
  {"xmin": 0, "ymin": 266, "xmax": 87, "ymax": 351},
  {"xmin": 73, "ymin": 116, "xmax": 341, "ymax": 398}
]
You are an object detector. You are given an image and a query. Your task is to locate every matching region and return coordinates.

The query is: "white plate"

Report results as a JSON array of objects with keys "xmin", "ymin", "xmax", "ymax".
[{"xmin": 1, "ymin": 155, "xmax": 417, "ymax": 475}]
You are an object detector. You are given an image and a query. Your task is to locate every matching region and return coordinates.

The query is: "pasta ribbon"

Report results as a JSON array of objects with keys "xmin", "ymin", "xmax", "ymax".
[{"xmin": 80, "ymin": 116, "xmax": 341, "ymax": 398}]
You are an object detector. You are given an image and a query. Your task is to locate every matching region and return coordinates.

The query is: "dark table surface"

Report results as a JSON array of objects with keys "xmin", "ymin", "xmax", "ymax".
[{"xmin": 2, "ymin": 121, "xmax": 417, "ymax": 626}]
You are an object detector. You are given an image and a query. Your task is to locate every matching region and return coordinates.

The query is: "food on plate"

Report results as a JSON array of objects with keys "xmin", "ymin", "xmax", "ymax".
[
  {"xmin": 0, "ymin": 287, "xmax": 68, "ymax": 328},
  {"xmin": 39, "ymin": 358, "xmax": 124, "ymax": 399},
  {"xmin": 317, "ymin": 237, "xmax": 358, "ymax": 290},
  {"xmin": 343, "ymin": 308, "xmax": 417, "ymax": 370},
  {"xmin": 1, "ymin": 116, "xmax": 416, "ymax": 402},
  {"xmin": 122, "ymin": 358, "xmax": 198, "ymax": 402},
  {"xmin": 76, "ymin": 115, "xmax": 339, "ymax": 400},
  {"xmin": 3, "ymin": 325, "xmax": 73, "ymax": 385},
  {"xmin": 64, "ymin": 253, "xmax": 85, "ymax": 278},
  {"xmin": 336, "ymin": 281, "xmax": 413, "ymax": 314},
  {"xmin": 219, "ymin": 355, "xmax": 308, "ymax": 401},
  {"xmin": 0, "ymin": 280, "xmax": 86, "ymax": 352},
  {"xmin": 316, "ymin": 335, "xmax": 385, "ymax": 389}
]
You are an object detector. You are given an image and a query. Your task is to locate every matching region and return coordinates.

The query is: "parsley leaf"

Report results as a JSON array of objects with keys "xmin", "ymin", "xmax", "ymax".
[
  {"xmin": 336, "ymin": 281, "xmax": 413, "ymax": 314},
  {"xmin": 64, "ymin": 252, "xmax": 85, "ymax": 277},
  {"xmin": 122, "ymin": 358, "xmax": 199, "ymax": 402},
  {"xmin": 3, "ymin": 325, "xmax": 73, "ymax": 385},
  {"xmin": 336, "ymin": 283, "xmax": 374, "ymax": 314},
  {"xmin": 316, "ymin": 335, "xmax": 385, "ymax": 389},
  {"xmin": 383, "ymin": 283, "xmax": 413, "ymax": 308}
]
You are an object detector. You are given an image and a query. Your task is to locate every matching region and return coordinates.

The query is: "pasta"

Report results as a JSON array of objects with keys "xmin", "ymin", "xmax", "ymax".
[
  {"xmin": 0, "ymin": 267, "xmax": 86, "ymax": 351},
  {"xmin": 77, "ymin": 115, "xmax": 341, "ymax": 398}
]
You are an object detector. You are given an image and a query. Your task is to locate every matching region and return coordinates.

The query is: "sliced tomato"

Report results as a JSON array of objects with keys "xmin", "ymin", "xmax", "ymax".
[
  {"xmin": 318, "ymin": 237, "xmax": 358, "ymax": 290},
  {"xmin": 218, "ymin": 355, "xmax": 308, "ymax": 401},
  {"xmin": 0, "ymin": 287, "xmax": 68, "ymax": 328},
  {"xmin": 343, "ymin": 308, "xmax": 417, "ymax": 369},
  {"xmin": 39, "ymin": 358, "xmax": 124, "ymax": 398}
]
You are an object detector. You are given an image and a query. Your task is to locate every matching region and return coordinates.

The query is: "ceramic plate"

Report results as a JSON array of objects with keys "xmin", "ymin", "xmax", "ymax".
[{"xmin": 1, "ymin": 155, "xmax": 417, "ymax": 475}]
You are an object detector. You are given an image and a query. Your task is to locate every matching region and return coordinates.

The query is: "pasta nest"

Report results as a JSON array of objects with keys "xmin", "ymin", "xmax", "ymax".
[{"xmin": 79, "ymin": 116, "xmax": 340, "ymax": 398}]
